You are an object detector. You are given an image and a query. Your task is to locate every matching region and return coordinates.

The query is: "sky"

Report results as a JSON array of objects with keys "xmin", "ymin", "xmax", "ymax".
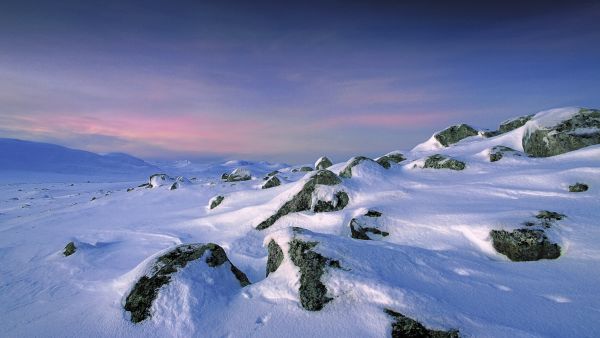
[{"xmin": 1, "ymin": 0, "xmax": 599, "ymax": 163}]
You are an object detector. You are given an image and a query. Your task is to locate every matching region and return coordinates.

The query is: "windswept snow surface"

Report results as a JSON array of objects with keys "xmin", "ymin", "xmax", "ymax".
[{"xmin": 1, "ymin": 108, "xmax": 600, "ymax": 337}]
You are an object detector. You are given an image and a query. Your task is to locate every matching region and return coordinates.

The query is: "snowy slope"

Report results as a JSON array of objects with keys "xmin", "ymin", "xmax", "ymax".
[{"xmin": 1, "ymin": 107, "xmax": 600, "ymax": 337}]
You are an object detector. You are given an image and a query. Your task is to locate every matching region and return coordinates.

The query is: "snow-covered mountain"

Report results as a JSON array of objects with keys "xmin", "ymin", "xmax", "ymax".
[{"xmin": 1, "ymin": 107, "xmax": 599, "ymax": 337}]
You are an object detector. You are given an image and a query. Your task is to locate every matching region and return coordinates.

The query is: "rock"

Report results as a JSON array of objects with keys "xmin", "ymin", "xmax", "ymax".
[
  {"xmin": 499, "ymin": 114, "xmax": 534, "ymax": 133},
  {"xmin": 481, "ymin": 129, "xmax": 501, "ymax": 138},
  {"xmin": 534, "ymin": 210, "xmax": 565, "ymax": 228},
  {"xmin": 384, "ymin": 308, "xmax": 460, "ymax": 338},
  {"xmin": 423, "ymin": 154, "xmax": 466, "ymax": 170},
  {"xmin": 292, "ymin": 166, "xmax": 314, "ymax": 173},
  {"xmin": 149, "ymin": 174, "xmax": 174, "ymax": 188},
  {"xmin": 226, "ymin": 168, "xmax": 252, "ymax": 182},
  {"xmin": 490, "ymin": 229, "xmax": 561, "ymax": 261},
  {"xmin": 221, "ymin": 173, "xmax": 229, "ymax": 180},
  {"xmin": 124, "ymin": 243, "xmax": 250, "ymax": 323},
  {"xmin": 312, "ymin": 191, "xmax": 349, "ymax": 212},
  {"xmin": 256, "ymin": 170, "xmax": 346, "ymax": 230},
  {"xmin": 569, "ymin": 183, "xmax": 588, "ymax": 192},
  {"xmin": 349, "ymin": 217, "xmax": 389, "ymax": 240},
  {"xmin": 169, "ymin": 182, "xmax": 179, "ymax": 190},
  {"xmin": 127, "ymin": 188, "xmax": 134, "ymax": 192},
  {"xmin": 523, "ymin": 108, "xmax": 600, "ymax": 157},
  {"xmin": 209, "ymin": 195, "xmax": 224, "ymax": 209},
  {"xmin": 376, "ymin": 152, "xmax": 406, "ymax": 169},
  {"xmin": 315, "ymin": 156, "xmax": 333, "ymax": 170},
  {"xmin": 339, "ymin": 156, "xmax": 384, "ymax": 178},
  {"xmin": 434, "ymin": 124, "xmax": 478, "ymax": 147},
  {"xmin": 266, "ymin": 170, "xmax": 280, "ymax": 177},
  {"xmin": 63, "ymin": 241, "xmax": 76, "ymax": 256},
  {"xmin": 288, "ymin": 239, "xmax": 333, "ymax": 311},
  {"xmin": 365, "ymin": 210, "xmax": 382, "ymax": 217},
  {"xmin": 266, "ymin": 240, "xmax": 284, "ymax": 277},
  {"xmin": 137, "ymin": 183, "xmax": 152, "ymax": 189},
  {"xmin": 489, "ymin": 146, "xmax": 521, "ymax": 162},
  {"xmin": 262, "ymin": 176, "xmax": 281, "ymax": 189}
]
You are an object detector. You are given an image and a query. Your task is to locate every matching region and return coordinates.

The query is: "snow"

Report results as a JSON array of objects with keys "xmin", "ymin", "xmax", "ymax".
[{"xmin": 1, "ymin": 107, "xmax": 600, "ymax": 337}]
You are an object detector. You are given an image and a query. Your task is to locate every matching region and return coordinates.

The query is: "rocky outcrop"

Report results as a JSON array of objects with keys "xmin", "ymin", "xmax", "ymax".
[
  {"xmin": 376, "ymin": 152, "xmax": 406, "ymax": 169},
  {"xmin": 315, "ymin": 156, "xmax": 333, "ymax": 170},
  {"xmin": 209, "ymin": 195, "xmax": 224, "ymax": 209},
  {"xmin": 124, "ymin": 243, "xmax": 250, "ymax": 323},
  {"xmin": 489, "ymin": 146, "xmax": 522, "ymax": 162},
  {"xmin": 349, "ymin": 217, "xmax": 389, "ymax": 240},
  {"xmin": 490, "ymin": 229, "xmax": 561, "ymax": 261},
  {"xmin": 226, "ymin": 168, "xmax": 252, "ymax": 182},
  {"xmin": 434, "ymin": 124, "xmax": 478, "ymax": 147},
  {"xmin": 149, "ymin": 174, "xmax": 174, "ymax": 188},
  {"xmin": 169, "ymin": 182, "xmax": 180, "ymax": 190},
  {"xmin": 312, "ymin": 191, "xmax": 349, "ymax": 213},
  {"xmin": 262, "ymin": 176, "xmax": 281, "ymax": 189},
  {"xmin": 63, "ymin": 242, "xmax": 76, "ymax": 256},
  {"xmin": 384, "ymin": 308, "xmax": 460, "ymax": 338},
  {"xmin": 339, "ymin": 156, "xmax": 384, "ymax": 178},
  {"xmin": 266, "ymin": 240, "xmax": 284, "ymax": 277},
  {"xmin": 499, "ymin": 114, "xmax": 534, "ymax": 133},
  {"xmin": 292, "ymin": 166, "xmax": 314, "ymax": 173},
  {"xmin": 423, "ymin": 155, "xmax": 466, "ymax": 170},
  {"xmin": 569, "ymin": 183, "xmax": 588, "ymax": 192},
  {"xmin": 523, "ymin": 108, "xmax": 600, "ymax": 157},
  {"xmin": 256, "ymin": 170, "xmax": 348, "ymax": 230}
]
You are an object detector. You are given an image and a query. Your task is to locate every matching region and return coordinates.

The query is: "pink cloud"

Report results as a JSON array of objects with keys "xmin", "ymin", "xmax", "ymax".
[{"xmin": 315, "ymin": 112, "xmax": 450, "ymax": 129}]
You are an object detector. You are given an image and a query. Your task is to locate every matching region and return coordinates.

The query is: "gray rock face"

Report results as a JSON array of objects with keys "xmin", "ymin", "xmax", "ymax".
[
  {"xmin": 209, "ymin": 195, "xmax": 225, "ymax": 209},
  {"xmin": 523, "ymin": 108, "xmax": 600, "ymax": 157},
  {"xmin": 490, "ymin": 229, "xmax": 561, "ymax": 261},
  {"xmin": 423, "ymin": 154, "xmax": 466, "ymax": 170},
  {"xmin": 499, "ymin": 114, "xmax": 534, "ymax": 134},
  {"xmin": 63, "ymin": 242, "xmax": 76, "ymax": 256},
  {"xmin": 376, "ymin": 152, "xmax": 406, "ymax": 169},
  {"xmin": 256, "ymin": 170, "xmax": 347, "ymax": 230},
  {"xmin": 384, "ymin": 308, "xmax": 460, "ymax": 338},
  {"xmin": 262, "ymin": 176, "xmax": 281, "ymax": 189},
  {"xmin": 312, "ymin": 191, "xmax": 349, "ymax": 213},
  {"xmin": 266, "ymin": 240, "xmax": 284, "ymax": 277},
  {"xmin": 315, "ymin": 156, "xmax": 333, "ymax": 170},
  {"xmin": 489, "ymin": 146, "xmax": 521, "ymax": 162},
  {"xmin": 569, "ymin": 183, "xmax": 588, "ymax": 192},
  {"xmin": 434, "ymin": 124, "xmax": 478, "ymax": 147},
  {"xmin": 124, "ymin": 243, "xmax": 250, "ymax": 323},
  {"xmin": 339, "ymin": 156, "xmax": 383, "ymax": 178},
  {"xmin": 226, "ymin": 168, "xmax": 252, "ymax": 182}
]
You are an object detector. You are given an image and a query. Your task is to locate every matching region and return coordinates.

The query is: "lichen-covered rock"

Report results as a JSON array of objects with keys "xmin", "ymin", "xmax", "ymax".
[
  {"xmin": 523, "ymin": 108, "xmax": 600, "ymax": 157},
  {"xmin": 226, "ymin": 168, "xmax": 252, "ymax": 182},
  {"xmin": 124, "ymin": 243, "xmax": 250, "ymax": 323},
  {"xmin": 499, "ymin": 114, "xmax": 534, "ymax": 133},
  {"xmin": 315, "ymin": 156, "xmax": 333, "ymax": 170},
  {"xmin": 434, "ymin": 124, "xmax": 478, "ymax": 147},
  {"xmin": 63, "ymin": 241, "xmax": 76, "ymax": 256},
  {"xmin": 266, "ymin": 240, "xmax": 284, "ymax": 277},
  {"xmin": 292, "ymin": 166, "xmax": 314, "ymax": 173},
  {"xmin": 384, "ymin": 308, "xmax": 460, "ymax": 338},
  {"xmin": 209, "ymin": 195, "xmax": 224, "ymax": 209},
  {"xmin": 256, "ymin": 170, "xmax": 346, "ymax": 230},
  {"xmin": 262, "ymin": 176, "xmax": 281, "ymax": 189},
  {"xmin": 376, "ymin": 152, "xmax": 406, "ymax": 169},
  {"xmin": 490, "ymin": 229, "xmax": 561, "ymax": 261},
  {"xmin": 489, "ymin": 146, "xmax": 521, "ymax": 162},
  {"xmin": 339, "ymin": 156, "xmax": 384, "ymax": 178},
  {"xmin": 312, "ymin": 191, "xmax": 349, "ymax": 212},
  {"xmin": 349, "ymin": 217, "xmax": 389, "ymax": 240},
  {"xmin": 423, "ymin": 154, "xmax": 466, "ymax": 170},
  {"xmin": 569, "ymin": 183, "xmax": 588, "ymax": 192},
  {"xmin": 288, "ymin": 239, "xmax": 333, "ymax": 311},
  {"xmin": 481, "ymin": 129, "xmax": 501, "ymax": 138}
]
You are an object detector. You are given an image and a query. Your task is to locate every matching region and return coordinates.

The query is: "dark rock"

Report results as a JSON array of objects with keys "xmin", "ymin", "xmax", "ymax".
[
  {"xmin": 63, "ymin": 242, "xmax": 76, "ymax": 256},
  {"xmin": 569, "ymin": 183, "xmax": 588, "ymax": 192},
  {"xmin": 127, "ymin": 188, "xmax": 134, "ymax": 192},
  {"xmin": 226, "ymin": 168, "xmax": 252, "ymax": 182},
  {"xmin": 292, "ymin": 166, "xmax": 314, "ymax": 173},
  {"xmin": 312, "ymin": 191, "xmax": 349, "ymax": 213},
  {"xmin": 423, "ymin": 155, "xmax": 466, "ymax": 170},
  {"xmin": 256, "ymin": 170, "xmax": 345, "ymax": 230},
  {"xmin": 137, "ymin": 183, "xmax": 152, "ymax": 189},
  {"xmin": 499, "ymin": 114, "xmax": 534, "ymax": 134},
  {"xmin": 384, "ymin": 308, "xmax": 460, "ymax": 338},
  {"xmin": 481, "ymin": 129, "xmax": 501, "ymax": 138},
  {"xmin": 266, "ymin": 170, "xmax": 280, "ymax": 177},
  {"xmin": 124, "ymin": 243, "xmax": 250, "ymax": 323},
  {"xmin": 376, "ymin": 152, "xmax": 406, "ymax": 169},
  {"xmin": 489, "ymin": 146, "xmax": 521, "ymax": 162},
  {"xmin": 315, "ymin": 156, "xmax": 333, "ymax": 170},
  {"xmin": 434, "ymin": 124, "xmax": 478, "ymax": 147},
  {"xmin": 169, "ymin": 182, "xmax": 179, "ymax": 190},
  {"xmin": 266, "ymin": 240, "xmax": 284, "ymax": 277},
  {"xmin": 339, "ymin": 156, "xmax": 383, "ymax": 178},
  {"xmin": 490, "ymin": 229, "xmax": 561, "ymax": 261},
  {"xmin": 209, "ymin": 195, "xmax": 225, "ymax": 209},
  {"xmin": 221, "ymin": 173, "xmax": 229, "ymax": 180},
  {"xmin": 523, "ymin": 108, "xmax": 600, "ymax": 157},
  {"xmin": 349, "ymin": 218, "xmax": 389, "ymax": 240},
  {"xmin": 365, "ymin": 210, "xmax": 382, "ymax": 217},
  {"xmin": 288, "ymin": 239, "xmax": 333, "ymax": 311},
  {"xmin": 262, "ymin": 176, "xmax": 281, "ymax": 189},
  {"xmin": 90, "ymin": 197, "xmax": 97, "ymax": 201}
]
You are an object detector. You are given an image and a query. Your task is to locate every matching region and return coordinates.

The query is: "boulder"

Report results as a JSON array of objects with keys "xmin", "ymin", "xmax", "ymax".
[
  {"xmin": 365, "ymin": 209, "xmax": 382, "ymax": 217},
  {"xmin": 569, "ymin": 182, "xmax": 588, "ymax": 192},
  {"xmin": 226, "ymin": 168, "xmax": 252, "ymax": 182},
  {"xmin": 434, "ymin": 124, "xmax": 478, "ymax": 147},
  {"xmin": 339, "ymin": 156, "xmax": 384, "ymax": 178},
  {"xmin": 63, "ymin": 241, "xmax": 76, "ymax": 256},
  {"xmin": 292, "ymin": 166, "xmax": 314, "ymax": 173},
  {"xmin": 499, "ymin": 114, "xmax": 534, "ymax": 133},
  {"xmin": 312, "ymin": 191, "xmax": 349, "ymax": 212},
  {"xmin": 266, "ymin": 170, "xmax": 280, "ymax": 177},
  {"xmin": 124, "ymin": 243, "xmax": 250, "ymax": 323},
  {"xmin": 265, "ymin": 240, "xmax": 284, "ymax": 277},
  {"xmin": 349, "ymin": 217, "xmax": 389, "ymax": 240},
  {"xmin": 490, "ymin": 229, "xmax": 561, "ymax": 261},
  {"xmin": 423, "ymin": 154, "xmax": 466, "ymax": 170},
  {"xmin": 262, "ymin": 176, "xmax": 281, "ymax": 189},
  {"xmin": 169, "ymin": 182, "xmax": 180, "ymax": 190},
  {"xmin": 315, "ymin": 156, "xmax": 333, "ymax": 170},
  {"xmin": 376, "ymin": 152, "xmax": 406, "ymax": 168},
  {"xmin": 256, "ymin": 170, "xmax": 347, "ymax": 230},
  {"xmin": 209, "ymin": 195, "xmax": 225, "ymax": 209},
  {"xmin": 221, "ymin": 173, "xmax": 229, "ymax": 180},
  {"xmin": 523, "ymin": 108, "xmax": 600, "ymax": 157},
  {"xmin": 489, "ymin": 146, "xmax": 521, "ymax": 162},
  {"xmin": 384, "ymin": 308, "xmax": 460, "ymax": 338}
]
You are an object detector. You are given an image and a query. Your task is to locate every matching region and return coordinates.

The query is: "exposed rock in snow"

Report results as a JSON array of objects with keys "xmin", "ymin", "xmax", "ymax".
[
  {"xmin": 384, "ymin": 308, "xmax": 460, "ymax": 338},
  {"xmin": 569, "ymin": 183, "xmax": 588, "ymax": 192},
  {"xmin": 339, "ymin": 156, "xmax": 384, "ymax": 178},
  {"xmin": 523, "ymin": 107, "xmax": 600, "ymax": 157},
  {"xmin": 434, "ymin": 124, "xmax": 479, "ymax": 147},
  {"xmin": 63, "ymin": 242, "xmax": 76, "ymax": 256},
  {"xmin": 490, "ymin": 229, "xmax": 561, "ymax": 261},
  {"xmin": 124, "ymin": 243, "xmax": 250, "ymax": 323},
  {"xmin": 499, "ymin": 114, "xmax": 534, "ymax": 134},
  {"xmin": 292, "ymin": 166, "xmax": 314, "ymax": 173},
  {"xmin": 489, "ymin": 146, "xmax": 522, "ymax": 162},
  {"xmin": 265, "ymin": 240, "xmax": 284, "ymax": 277},
  {"xmin": 315, "ymin": 156, "xmax": 333, "ymax": 170},
  {"xmin": 262, "ymin": 176, "xmax": 281, "ymax": 189},
  {"xmin": 376, "ymin": 151, "xmax": 406, "ymax": 169},
  {"xmin": 225, "ymin": 168, "xmax": 252, "ymax": 182},
  {"xmin": 349, "ymin": 217, "xmax": 389, "ymax": 240},
  {"xmin": 209, "ymin": 195, "xmax": 225, "ymax": 210},
  {"xmin": 149, "ymin": 174, "xmax": 175, "ymax": 188},
  {"xmin": 423, "ymin": 154, "xmax": 466, "ymax": 170}
]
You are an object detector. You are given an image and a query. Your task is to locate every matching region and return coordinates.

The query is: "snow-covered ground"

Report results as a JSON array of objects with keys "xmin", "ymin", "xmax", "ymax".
[{"xmin": 1, "ymin": 108, "xmax": 600, "ymax": 337}]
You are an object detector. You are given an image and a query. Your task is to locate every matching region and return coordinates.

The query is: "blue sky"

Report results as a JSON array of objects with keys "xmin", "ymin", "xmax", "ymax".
[{"xmin": 1, "ymin": 0, "xmax": 599, "ymax": 163}]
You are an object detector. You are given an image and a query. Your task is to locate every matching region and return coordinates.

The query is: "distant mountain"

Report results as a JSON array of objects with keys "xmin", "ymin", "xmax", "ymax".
[{"xmin": 0, "ymin": 138, "xmax": 159, "ymax": 176}]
